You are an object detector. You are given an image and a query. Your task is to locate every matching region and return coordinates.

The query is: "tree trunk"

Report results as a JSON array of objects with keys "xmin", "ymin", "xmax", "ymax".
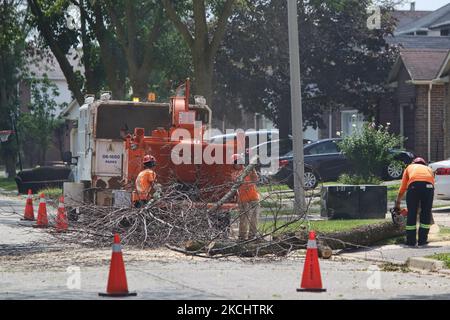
[
  {"xmin": 92, "ymin": 3, "xmax": 127, "ymax": 100},
  {"xmin": 193, "ymin": 58, "xmax": 214, "ymax": 107},
  {"xmin": 3, "ymin": 141, "xmax": 17, "ymax": 178},
  {"xmin": 161, "ymin": 0, "xmax": 233, "ymax": 109},
  {"xmin": 100, "ymin": 50, "xmax": 127, "ymax": 100},
  {"xmin": 179, "ymin": 221, "xmax": 404, "ymax": 257},
  {"xmin": 28, "ymin": 0, "xmax": 84, "ymax": 105},
  {"xmin": 129, "ymin": 71, "xmax": 150, "ymax": 101}
]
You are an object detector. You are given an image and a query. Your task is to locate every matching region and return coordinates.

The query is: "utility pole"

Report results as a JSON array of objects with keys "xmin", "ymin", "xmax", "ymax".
[{"xmin": 287, "ymin": 0, "xmax": 306, "ymax": 213}]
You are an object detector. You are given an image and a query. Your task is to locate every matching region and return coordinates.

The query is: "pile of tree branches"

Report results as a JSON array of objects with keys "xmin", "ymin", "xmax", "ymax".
[
  {"xmin": 51, "ymin": 183, "xmax": 235, "ymax": 249},
  {"xmin": 47, "ymin": 164, "xmax": 404, "ymax": 258}
]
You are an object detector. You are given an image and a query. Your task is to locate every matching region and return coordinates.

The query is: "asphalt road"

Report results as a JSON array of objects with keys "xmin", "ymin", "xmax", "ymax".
[
  {"xmin": 1, "ymin": 194, "xmax": 450, "ymax": 300},
  {"xmin": 1, "ymin": 254, "xmax": 450, "ymax": 300}
]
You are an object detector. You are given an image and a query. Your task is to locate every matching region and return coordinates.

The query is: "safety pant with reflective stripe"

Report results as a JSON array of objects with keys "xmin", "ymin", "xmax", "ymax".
[{"xmin": 405, "ymin": 181, "xmax": 434, "ymax": 245}]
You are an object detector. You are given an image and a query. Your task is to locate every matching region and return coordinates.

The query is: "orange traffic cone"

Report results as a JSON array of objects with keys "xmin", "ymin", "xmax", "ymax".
[
  {"xmin": 55, "ymin": 196, "xmax": 68, "ymax": 232},
  {"xmin": 22, "ymin": 189, "xmax": 35, "ymax": 221},
  {"xmin": 297, "ymin": 230, "xmax": 327, "ymax": 292},
  {"xmin": 99, "ymin": 234, "xmax": 137, "ymax": 297},
  {"xmin": 33, "ymin": 193, "xmax": 48, "ymax": 228}
]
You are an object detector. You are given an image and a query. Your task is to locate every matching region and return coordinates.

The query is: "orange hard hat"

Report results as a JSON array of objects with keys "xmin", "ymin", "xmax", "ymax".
[{"xmin": 143, "ymin": 155, "xmax": 156, "ymax": 165}]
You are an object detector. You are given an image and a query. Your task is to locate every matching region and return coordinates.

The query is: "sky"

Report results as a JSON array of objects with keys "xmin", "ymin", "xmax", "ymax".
[{"xmin": 396, "ymin": 0, "xmax": 450, "ymax": 11}]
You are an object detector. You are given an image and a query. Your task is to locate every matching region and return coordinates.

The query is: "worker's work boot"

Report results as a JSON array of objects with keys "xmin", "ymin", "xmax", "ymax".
[
  {"xmin": 405, "ymin": 230, "xmax": 417, "ymax": 247},
  {"xmin": 418, "ymin": 228, "xmax": 429, "ymax": 246}
]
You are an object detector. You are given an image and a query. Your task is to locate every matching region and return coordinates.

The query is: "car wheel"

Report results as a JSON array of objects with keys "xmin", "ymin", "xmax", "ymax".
[
  {"xmin": 304, "ymin": 170, "xmax": 319, "ymax": 190},
  {"xmin": 287, "ymin": 170, "xmax": 319, "ymax": 190},
  {"xmin": 386, "ymin": 162, "xmax": 404, "ymax": 180}
]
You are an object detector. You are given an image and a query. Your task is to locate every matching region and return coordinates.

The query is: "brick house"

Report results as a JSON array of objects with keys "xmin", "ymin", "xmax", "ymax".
[
  {"xmin": 319, "ymin": 4, "xmax": 450, "ymax": 162},
  {"xmin": 384, "ymin": 48, "xmax": 450, "ymax": 162}
]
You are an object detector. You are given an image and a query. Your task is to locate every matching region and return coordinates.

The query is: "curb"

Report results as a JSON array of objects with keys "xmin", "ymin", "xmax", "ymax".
[
  {"xmin": 0, "ymin": 188, "xmax": 19, "ymax": 197},
  {"xmin": 406, "ymin": 257, "xmax": 445, "ymax": 272}
]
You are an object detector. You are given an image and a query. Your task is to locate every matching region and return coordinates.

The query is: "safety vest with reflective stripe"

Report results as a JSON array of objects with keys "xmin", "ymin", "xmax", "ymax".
[{"xmin": 135, "ymin": 169, "xmax": 156, "ymax": 201}]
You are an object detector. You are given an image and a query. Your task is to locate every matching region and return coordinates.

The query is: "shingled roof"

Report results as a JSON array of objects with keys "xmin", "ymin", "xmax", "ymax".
[
  {"xmin": 391, "ymin": 10, "xmax": 432, "ymax": 30},
  {"xmin": 395, "ymin": 4, "xmax": 450, "ymax": 35},
  {"xmin": 401, "ymin": 49, "xmax": 449, "ymax": 80},
  {"xmin": 386, "ymin": 35, "xmax": 450, "ymax": 49},
  {"xmin": 388, "ymin": 49, "xmax": 450, "ymax": 83}
]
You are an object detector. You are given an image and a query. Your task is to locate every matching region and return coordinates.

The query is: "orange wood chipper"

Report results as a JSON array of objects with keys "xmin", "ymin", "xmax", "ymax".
[{"xmin": 62, "ymin": 80, "xmax": 241, "ymax": 215}]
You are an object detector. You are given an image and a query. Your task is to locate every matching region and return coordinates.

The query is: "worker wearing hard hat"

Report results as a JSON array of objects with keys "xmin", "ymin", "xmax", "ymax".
[
  {"xmin": 395, "ymin": 157, "xmax": 435, "ymax": 247},
  {"xmin": 232, "ymin": 154, "xmax": 260, "ymax": 241},
  {"xmin": 134, "ymin": 155, "xmax": 157, "ymax": 208}
]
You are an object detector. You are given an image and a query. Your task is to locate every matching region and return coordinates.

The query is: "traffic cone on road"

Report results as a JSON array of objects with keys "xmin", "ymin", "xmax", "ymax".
[
  {"xmin": 99, "ymin": 234, "xmax": 137, "ymax": 297},
  {"xmin": 22, "ymin": 189, "xmax": 35, "ymax": 221},
  {"xmin": 55, "ymin": 196, "xmax": 68, "ymax": 232},
  {"xmin": 33, "ymin": 193, "xmax": 48, "ymax": 228},
  {"xmin": 297, "ymin": 230, "xmax": 327, "ymax": 292}
]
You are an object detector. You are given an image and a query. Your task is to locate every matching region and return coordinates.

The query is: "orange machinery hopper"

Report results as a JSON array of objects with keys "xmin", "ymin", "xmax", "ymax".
[{"xmin": 123, "ymin": 92, "xmax": 240, "ymax": 203}]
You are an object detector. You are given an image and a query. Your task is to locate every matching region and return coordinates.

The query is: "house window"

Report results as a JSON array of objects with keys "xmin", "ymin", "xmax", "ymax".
[
  {"xmin": 341, "ymin": 110, "xmax": 365, "ymax": 136},
  {"xmin": 441, "ymin": 29, "xmax": 450, "ymax": 36},
  {"xmin": 416, "ymin": 31, "xmax": 428, "ymax": 36}
]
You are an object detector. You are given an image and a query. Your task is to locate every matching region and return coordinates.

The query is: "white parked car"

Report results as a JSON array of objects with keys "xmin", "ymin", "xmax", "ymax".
[{"xmin": 429, "ymin": 160, "xmax": 450, "ymax": 200}]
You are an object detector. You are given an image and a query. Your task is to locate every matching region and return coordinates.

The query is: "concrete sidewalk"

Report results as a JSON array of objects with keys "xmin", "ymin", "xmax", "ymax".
[{"xmin": 339, "ymin": 241, "xmax": 450, "ymax": 267}]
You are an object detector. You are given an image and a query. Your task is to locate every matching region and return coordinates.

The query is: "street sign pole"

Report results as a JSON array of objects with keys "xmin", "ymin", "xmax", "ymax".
[{"xmin": 287, "ymin": 0, "xmax": 306, "ymax": 213}]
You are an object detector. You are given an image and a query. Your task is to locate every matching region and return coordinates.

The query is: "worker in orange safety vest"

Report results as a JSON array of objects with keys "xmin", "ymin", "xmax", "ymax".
[
  {"xmin": 134, "ymin": 155, "xmax": 157, "ymax": 208},
  {"xmin": 395, "ymin": 157, "xmax": 435, "ymax": 247},
  {"xmin": 231, "ymin": 154, "xmax": 260, "ymax": 241}
]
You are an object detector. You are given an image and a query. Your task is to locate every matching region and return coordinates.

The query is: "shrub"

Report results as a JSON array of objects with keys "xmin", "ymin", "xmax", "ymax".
[
  {"xmin": 338, "ymin": 173, "xmax": 381, "ymax": 185},
  {"xmin": 338, "ymin": 123, "xmax": 404, "ymax": 183},
  {"xmin": 36, "ymin": 187, "xmax": 63, "ymax": 200}
]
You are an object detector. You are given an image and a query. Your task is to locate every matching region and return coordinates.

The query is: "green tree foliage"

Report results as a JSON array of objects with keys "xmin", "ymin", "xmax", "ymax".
[
  {"xmin": 338, "ymin": 122, "xmax": 404, "ymax": 183},
  {"xmin": 104, "ymin": 0, "xmax": 192, "ymax": 100},
  {"xmin": 215, "ymin": 0, "xmax": 399, "ymax": 136},
  {"xmin": 28, "ymin": 0, "xmax": 123, "ymax": 103},
  {"xmin": 18, "ymin": 77, "xmax": 64, "ymax": 165},
  {"xmin": 28, "ymin": 0, "xmax": 193, "ymax": 103},
  {"xmin": 0, "ymin": 0, "xmax": 28, "ymax": 177}
]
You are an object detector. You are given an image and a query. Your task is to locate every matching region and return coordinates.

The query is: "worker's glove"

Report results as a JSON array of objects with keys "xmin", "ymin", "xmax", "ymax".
[{"xmin": 153, "ymin": 183, "xmax": 162, "ymax": 200}]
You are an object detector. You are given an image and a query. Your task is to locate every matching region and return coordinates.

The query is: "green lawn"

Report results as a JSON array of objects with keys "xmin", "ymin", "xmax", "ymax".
[
  {"xmin": 428, "ymin": 253, "xmax": 450, "ymax": 269},
  {"xmin": 259, "ymin": 218, "xmax": 385, "ymax": 235},
  {"xmin": 36, "ymin": 187, "xmax": 63, "ymax": 200},
  {"xmin": 387, "ymin": 183, "xmax": 400, "ymax": 202},
  {"xmin": 439, "ymin": 226, "xmax": 450, "ymax": 235},
  {"xmin": 0, "ymin": 177, "xmax": 17, "ymax": 191},
  {"xmin": 258, "ymin": 184, "xmax": 291, "ymax": 193}
]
